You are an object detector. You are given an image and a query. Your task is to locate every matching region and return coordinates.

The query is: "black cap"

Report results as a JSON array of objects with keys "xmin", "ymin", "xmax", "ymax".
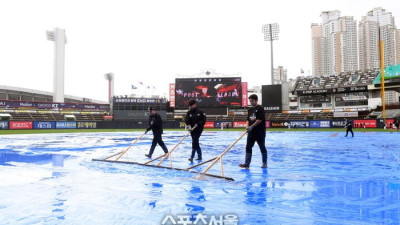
[
  {"xmin": 148, "ymin": 107, "xmax": 155, "ymax": 111},
  {"xmin": 248, "ymin": 94, "xmax": 258, "ymax": 101},
  {"xmin": 188, "ymin": 99, "xmax": 197, "ymax": 106}
]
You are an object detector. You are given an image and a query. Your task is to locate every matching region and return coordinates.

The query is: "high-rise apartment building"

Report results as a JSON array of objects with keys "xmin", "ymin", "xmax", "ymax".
[
  {"xmin": 312, "ymin": 11, "xmax": 358, "ymax": 76},
  {"xmin": 359, "ymin": 8, "xmax": 400, "ymax": 70}
]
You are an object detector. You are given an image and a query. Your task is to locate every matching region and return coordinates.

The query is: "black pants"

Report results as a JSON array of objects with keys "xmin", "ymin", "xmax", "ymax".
[
  {"xmin": 190, "ymin": 128, "xmax": 203, "ymax": 159},
  {"xmin": 148, "ymin": 132, "xmax": 168, "ymax": 156},
  {"xmin": 345, "ymin": 128, "xmax": 354, "ymax": 137},
  {"xmin": 244, "ymin": 132, "xmax": 267, "ymax": 166}
]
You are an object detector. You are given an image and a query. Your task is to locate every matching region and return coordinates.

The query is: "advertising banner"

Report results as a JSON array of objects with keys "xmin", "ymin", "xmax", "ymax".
[
  {"xmin": 228, "ymin": 108, "xmax": 247, "ymax": 116},
  {"xmin": 10, "ymin": 121, "xmax": 33, "ymax": 130},
  {"xmin": 241, "ymin": 82, "xmax": 248, "ymax": 107},
  {"xmin": 175, "ymin": 77, "xmax": 242, "ymax": 107},
  {"xmin": 233, "ymin": 121, "xmax": 247, "ymax": 128},
  {"xmin": 331, "ymin": 120, "xmax": 346, "ymax": 128},
  {"xmin": 376, "ymin": 119, "xmax": 395, "ymax": 128},
  {"xmin": 269, "ymin": 121, "xmax": 289, "ymax": 128},
  {"xmin": 341, "ymin": 96, "xmax": 367, "ymax": 101},
  {"xmin": 385, "ymin": 119, "xmax": 395, "ymax": 128},
  {"xmin": 113, "ymin": 110, "xmax": 166, "ymax": 121},
  {"xmin": 0, "ymin": 121, "xmax": 8, "ymax": 129},
  {"xmin": 77, "ymin": 122, "xmax": 97, "ymax": 129},
  {"xmin": 296, "ymin": 89, "xmax": 332, "ymax": 95},
  {"xmin": 113, "ymin": 98, "xmax": 165, "ymax": 104},
  {"xmin": 309, "ymin": 120, "xmax": 331, "ymax": 128},
  {"xmin": 290, "ymin": 121, "xmax": 310, "ymax": 128},
  {"xmin": 215, "ymin": 121, "xmax": 233, "ymax": 128},
  {"xmin": 333, "ymin": 111, "xmax": 359, "ymax": 117},
  {"xmin": 300, "ymin": 95, "xmax": 331, "ymax": 103},
  {"xmin": 169, "ymin": 83, "xmax": 176, "ymax": 108},
  {"xmin": 56, "ymin": 121, "xmax": 77, "ymax": 129},
  {"xmin": 334, "ymin": 86, "xmax": 367, "ymax": 93},
  {"xmin": 262, "ymin": 85, "xmax": 282, "ymax": 113},
  {"xmin": 296, "ymin": 86, "xmax": 367, "ymax": 95},
  {"xmin": 204, "ymin": 121, "xmax": 215, "ymax": 128},
  {"xmin": 0, "ymin": 100, "xmax": 109, "ymax": 110},
  {"xmin": 354, "ymin": 120, "xmax": 377, "ymax": 128},
  {"xmin": 33, "ymin": 121, "xmax": 56, "ymax": 129}
]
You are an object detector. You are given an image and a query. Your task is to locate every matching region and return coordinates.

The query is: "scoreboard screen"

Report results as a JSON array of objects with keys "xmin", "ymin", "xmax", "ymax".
[{"xmin": 175, "ymin": 77, "xmax": 242, "ymax": 108}]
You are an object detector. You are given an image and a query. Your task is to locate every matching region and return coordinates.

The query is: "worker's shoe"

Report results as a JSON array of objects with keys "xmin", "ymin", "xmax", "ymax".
[
  {"xmin": 196, "ymin": 157, "xmax": 202, "ymax": 161},
  {"xmin": 145, "ymin": 154, "xmax": 152, "ymax": 158},
  {"xmin": 239, "ymin": 164, "xmax": 249, "ymax": 169},
  {"xmin": 261, "ymin": 163, "xmax": 268, "ymax": 168},
  {"xmin": 188, "ymin": 158, "xmax": 193, "ymax": 163}
]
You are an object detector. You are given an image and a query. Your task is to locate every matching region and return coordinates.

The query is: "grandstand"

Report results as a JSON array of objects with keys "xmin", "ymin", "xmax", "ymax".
[
  {"xmin": 0, "ymin": 85, "xmax": 110, "ymax": 122},
  {"xmin": 1, "ymin": 71, "xmax": 391, "ymax": 126},
  {"xmin": 293, "ymin": 69, "xmax": 380, "ymax": 91},
  {"xmin": 0, "ymin": 85, "xmax": 106, "ymax": 104}
]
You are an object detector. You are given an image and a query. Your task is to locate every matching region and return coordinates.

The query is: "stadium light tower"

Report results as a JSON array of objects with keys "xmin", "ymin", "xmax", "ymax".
[
  {"xmin": 104, "ymin": 73, "xmax": 114, "ymax": 104},
  {"xmin": 46, "ymin": 28, "xmax": 66, "ymax": 102},
  {"xmin": 262, "ymin": 23, "xmax": 279, "ymax": 85}
]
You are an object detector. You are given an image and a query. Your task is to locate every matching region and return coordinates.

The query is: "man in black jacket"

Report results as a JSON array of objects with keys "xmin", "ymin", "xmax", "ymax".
[
  {"xmin": 185, "ymin": 99, "xmax": 206, "ymax": 162},
  {"xmin": 344, "ymin": 118, "xmax": 354, "ymax": 137},
  {"xmin": 145, "ymin": 107, "xmax": 168, "ymax": 158},
  {"xmin": 239, "ymin": 94, "xmax": 268, "ymax": 169}
]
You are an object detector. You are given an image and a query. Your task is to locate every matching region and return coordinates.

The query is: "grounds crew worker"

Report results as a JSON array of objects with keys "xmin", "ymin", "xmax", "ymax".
[
  {"xmin": 344, "ymin": 118, "xmax": 354, "ymax": 137},
  {"xmin": 185, "ymin": 99, "xmax": 206, "ymax": 162},
  {"xmin": 239, "ymin": 94, "xmax": 268, "ymax": 169},
  {"xmin": 145, "ymin": 107, "xmax": 168, "ymax": 158}
]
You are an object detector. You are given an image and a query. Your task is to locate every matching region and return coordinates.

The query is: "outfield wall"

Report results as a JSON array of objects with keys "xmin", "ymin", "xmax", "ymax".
[{"xmin": 0, "ymin": 119, "xmax": 396, "ymax": 130}]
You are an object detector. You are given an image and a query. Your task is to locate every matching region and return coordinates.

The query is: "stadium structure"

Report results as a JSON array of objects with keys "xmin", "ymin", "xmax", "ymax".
[
  {"xmin": 1, "ymin": 66, "xmax": 400, "ymax": 130},
  {"xmin": 0, "ymin": 85, "xmax": 109, "ymax": 122}
]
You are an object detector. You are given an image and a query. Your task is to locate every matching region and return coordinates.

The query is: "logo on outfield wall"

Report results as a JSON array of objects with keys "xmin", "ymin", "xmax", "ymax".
[
  {"xmin": 10, "ymin": 121, "xmax": 33, "ymax": 129},
  {"xmin": 33, "ymin": 122, "xmax": 55, "ymax": 129},
  {"xmin": 290, "ymin": 121, "xmax": 310, "ymax": 128},
  {"xmin": 310, "ymin": 121, "xmax": 331, "ymax": 128},
  {"xmin": 264, "ymin": 106, "xmax": 281, "ymax": 111},
  {"xmin": 56, "ymin": 122, "xmax": 77, "ymax": 129},
  {"xmin": 270, "ymin": 121, "xmax": 289, "ymax": 127},
  {"xmin": 77, "ymin": 122, "xmax": 97, "ymax": 129},
  {"xmin": 0, "ymin": 121, "xmax": 8, "ymax": 129},
  {"xmin": 331, "ymin": 121, "xmax": 346, "ymax": 127},
  {"xmin": 233, "ymin": 121, "xmax": 247, "ymax": 128}
]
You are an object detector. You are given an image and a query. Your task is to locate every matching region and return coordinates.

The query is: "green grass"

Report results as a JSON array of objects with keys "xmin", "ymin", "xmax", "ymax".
[{"xmin": 0, "ymin": 127, "xmax": 398, "ymax": 135}]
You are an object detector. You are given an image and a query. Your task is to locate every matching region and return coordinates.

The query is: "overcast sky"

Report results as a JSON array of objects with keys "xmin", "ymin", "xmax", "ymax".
[{"xmin": 0, "ymin": 0, "xmax": 399, "ymax": 102}]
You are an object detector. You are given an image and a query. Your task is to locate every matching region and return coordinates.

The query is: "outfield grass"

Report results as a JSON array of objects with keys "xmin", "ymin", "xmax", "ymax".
[{"xmin": 0, "ymin": 128, "xmax": 398, "ymax": 135}]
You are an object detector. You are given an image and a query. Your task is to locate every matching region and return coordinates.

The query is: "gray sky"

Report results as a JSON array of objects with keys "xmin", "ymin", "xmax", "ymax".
[{"xmin": 0, "ymin": 0, "xmax": 399, "ymax": 102}]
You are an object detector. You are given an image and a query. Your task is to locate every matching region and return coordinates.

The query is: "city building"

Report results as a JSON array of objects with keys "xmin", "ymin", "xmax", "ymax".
[
  {"xmin": 312, "ymin": 11, "xmax": 358, "ymax": 77},
  {"xmin": 273, "ymin": 66, "xmax": 287, "ymax": 84},
  {"xmin": 359, "ymin": 8, "xmax": 400, "ymax": 70},
  {"xmin": 385, "ymin": 90, "xmax": 400, "ymax": 105}
]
